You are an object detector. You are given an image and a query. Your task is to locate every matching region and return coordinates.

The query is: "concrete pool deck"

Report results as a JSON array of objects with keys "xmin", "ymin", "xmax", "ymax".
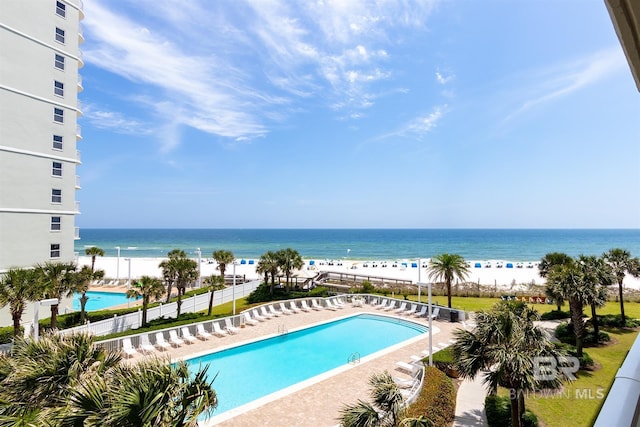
[{"xmin": 124, "ymin": 303, "xmax": 461, "ymax": 426}]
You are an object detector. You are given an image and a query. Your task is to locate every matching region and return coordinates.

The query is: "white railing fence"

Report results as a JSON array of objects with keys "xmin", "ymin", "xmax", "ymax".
[{"xmin": 58, "ymin": 280, "xmax": 260, "ymax": 337}]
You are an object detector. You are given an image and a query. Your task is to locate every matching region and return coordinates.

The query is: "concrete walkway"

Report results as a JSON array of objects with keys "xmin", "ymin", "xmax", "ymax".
[{"xmin": 454, "ymin": 375, "xmax": 489, "ymax": 426}]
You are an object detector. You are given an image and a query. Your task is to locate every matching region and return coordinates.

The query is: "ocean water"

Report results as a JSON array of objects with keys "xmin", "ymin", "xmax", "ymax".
[{"xmin": 75, "ymin": 229, "xmax": 640, "ymax": 262}]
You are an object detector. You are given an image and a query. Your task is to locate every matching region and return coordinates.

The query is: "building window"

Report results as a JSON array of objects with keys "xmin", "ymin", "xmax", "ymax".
[
  {"xmin": 51, "ymin": 216, "xmax": 61, "ymax": 231},
  {"xmin": 54, "ymin": 80, "xmax": 64, "ymax": 97},
  {"xmin": 51, "ymin": 189, "xmax": 62, "ymax": 203},
  {"xmin": 55, "ymin": 27, "xmax": 65, "ymax": 44},
  {"xmin": 56, "ymin": 1, "xmax": 66, "ymax": 17},
  {"xmin": 55, "ymin": 54, "xmax": 65, "ymax": 70},
  {"xmin": 53, "ymin": 135, "xmax": 63, "ymax": 150},
  {"xmin": 50, "ymin": 244, "xmax": 61, "ymax": 258},
  {"xmin": 52, "ymin": 161, "xmax": 63, "ymax": 176},
  {"xmin": 54, "ymin": 107, "xmax": 64, "ymax": 123}
]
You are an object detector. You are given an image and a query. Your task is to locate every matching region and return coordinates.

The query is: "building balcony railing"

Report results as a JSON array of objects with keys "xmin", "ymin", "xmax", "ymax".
[
  {"xmin": 76, "ymin": 124, "xmax": 82, "ymax": 140},
  {"xmin": 78, "ymin": 0, "xmax": 85, "ymax": 20},
  {"xmin": 78, "ymin": 26, "xmax": 84, "ymax": 44},
  {"xmin": 75, "ymin": 201, "xmax": 81, "ymax": 214},
  {"xmin": 77, "ymin": 74, "xmax": 83, "ymax": 92},
  {"xmin": 75, "ymin": 175, "xmax": 81, "ymax": 189},
  {"xmin": 74, "ymin": 227, "xmax": 80, "ymax": 240}
]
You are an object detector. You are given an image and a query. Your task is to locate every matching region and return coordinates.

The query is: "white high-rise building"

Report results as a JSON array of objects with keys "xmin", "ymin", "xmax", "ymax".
[{"xmin": 0, "ymin": 0, "xmax": 84, "ymax": 272}]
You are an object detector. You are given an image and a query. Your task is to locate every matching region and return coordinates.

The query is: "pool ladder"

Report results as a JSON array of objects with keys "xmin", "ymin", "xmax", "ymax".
[
  {"xmin": 348, "ymin": 352, "xmax": 361, "ymax": 365},
  {"xmin": 278, "ymin": 324, "xmax": 288, "ymax": 335}
]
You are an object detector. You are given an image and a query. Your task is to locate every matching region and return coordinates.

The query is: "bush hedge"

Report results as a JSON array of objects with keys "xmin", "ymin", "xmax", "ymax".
[
  {"xmin": 540, "ymin": 310, "xmax": 570, "ymax": 320},
  {"xmin": 404, "ymin": 366, "xmax": 455, "ymax": 426},
  {"xmin": 597, "ymin": 314, "xmax": 640, "ymax": 328},
  {"xmin": 485, "ymin": 394, "xmax": 538, "ymax": 427},
  {"xmin": 555, "ymin": 322, "xmax": 610, "ymax": 346}
]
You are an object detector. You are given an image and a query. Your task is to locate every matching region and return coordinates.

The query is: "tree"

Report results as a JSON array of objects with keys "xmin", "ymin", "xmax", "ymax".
[
  {"xmin": 276, "ymin": 248, "xmax": 303, "ymax": 290},
  {"xmin": 203, "ymin": 274, "xmax": 225, "ymax": 316},
  {"xmin": 452, "ymin": 302, "xmax": 564, "ymax": 427},
  {"xmin": 212, "ymin": 249, "xmax": 235, "ymax": 282},
  {"xmin": 159, "ymin": 250, "xmax": 198, "ymax": 317},
  {"xmin": 84, "ymin": 246, "xmax": 105, "ymax": 273},
  {"xmin": 0, "ymin": 268, "xmax": 38, "ymax": 337},
  {"xmin": 426, "ymin": 253, "xmax": 469, "ymax": 309},
  {"xmin": 35, "ymin": 261, "xmax": 76, "ymax": 329},
  {"xmin": 539, "ymin": 252, "xmax": 574, "ymax": 310},
  {"xmin": 126, "ymin": 276, "xmax": 165, "ymax": 325},
  {"xmin": 338, "ymin": 371, "xmax": 406, "ymax": 427},
  {"xmin": 70, "ymin": 265, "xmax": 105, "ymax": 323},
  {"xmin": 604, "ymin": 248, "xmax": 640, "ymax": 326},
  {"xmin": 578, "ymin": 255, "xmax": 613, "ymax": 341},
  {"xmin": 257, "ymin": 251, "xmax": 280, "ymax": 295}
]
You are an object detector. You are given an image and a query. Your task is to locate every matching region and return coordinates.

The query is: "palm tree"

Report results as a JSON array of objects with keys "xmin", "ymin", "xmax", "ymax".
[
  {"xmin": 203, "ymin": 274, "xmax": 225, "ymax": 316},
  {"xmin": 452, "ymin": 301, "xmax": 563, "ymax": 427},
  {"xmin": 578, "ymin": 255, "xmax": 613, "ymax": 341},
  {"xmin": 35, "ymin": 261, "xmax": 76, "ymax": 329},
  {"xmin": 338, "ymin": 371, "xmax": 406, "ymax": 427},
  {"xmin": 84, "ymin": 246, "xmax": 105, "ymax": 273},
  {"xmin": 257, "ymin": 250, "xmax": 280, "ymax": 295},
  {"xmin": 212, "ymin": 249, "xmax": 235, "ymax": 282},
  {"xmin": 539, "ymin": 252, "xmax": 574, "ymax": 310},
  {"xmin": 160, "ymin": 250, "xmax": 198, "ymax": 317},
  {"xmin": 126, "ymin": 276, "xmax": 165, "ymax": 325},
  {"xmin": 604, "ymin": 248, "xmax": 640, "ymax": 326},
  {"xmin": 276, "ymin": 248, "xmax": 303, "ymax": 290},
  {"xmin": 70, "ymin": 265, "xmax": 105, "ymax": 323},
  {"xmin": 0, "ymin": 268, "xmax": 38, "ymax": 336},
  {"xmin": 426, "ymin": 253, "xmax": 469, "ymax": 309}
]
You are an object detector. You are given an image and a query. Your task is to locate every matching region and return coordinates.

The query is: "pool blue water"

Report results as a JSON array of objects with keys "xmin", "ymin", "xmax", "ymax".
[
  {"xmin": 187, "ymin": 313, "xmax": 427, "ymax": 417},
  {"xmin": 72, "ymin": 291, "xmax": 137, "ymax": 311}
]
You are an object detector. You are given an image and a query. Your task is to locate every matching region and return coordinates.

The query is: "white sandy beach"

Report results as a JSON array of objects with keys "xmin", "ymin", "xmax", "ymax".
[{"xmin": 78, "ymin": 255, "xmax": 640, "ymax": 291}]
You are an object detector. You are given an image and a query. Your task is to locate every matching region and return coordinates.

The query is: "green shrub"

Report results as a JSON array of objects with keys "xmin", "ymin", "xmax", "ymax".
[
  {"xmin": 359, "ymin": 281, "xmax": 375, "ymax": 294},
  {"xmin": 485, "ymin": 394, "xmax": 538, "ymax": 427},
  {"xmin": 0, "ymin": 326, "xmax": 17, "ymax": 345},
  {"xmin": 554, "ymin": 322, "xmax": 610, "ymax": 346},
  {"xmin": 540, "ymin": 310, "xmax": 570, "ymax": 320},
  {"xmin": 306, "ymin": 286, "xmax": 329, "ymax": 297},
  {"xmin": 597, "ymin": 314, "xmax": 640, "ymax": 328},
  {"xmin": 404, "ymin": 366, "xmax": 455, "ymax": 426}
]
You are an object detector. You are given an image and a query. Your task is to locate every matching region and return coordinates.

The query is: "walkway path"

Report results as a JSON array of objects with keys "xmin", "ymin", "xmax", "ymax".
[{"xmin": 454, "ymin": 376, "xmax": 489, "ymax": 426}]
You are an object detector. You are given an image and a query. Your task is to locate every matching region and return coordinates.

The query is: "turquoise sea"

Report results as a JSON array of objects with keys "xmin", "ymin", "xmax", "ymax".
[{"xmin": 75, "ymin": 229, "xmax": 640, "ymax": 262}]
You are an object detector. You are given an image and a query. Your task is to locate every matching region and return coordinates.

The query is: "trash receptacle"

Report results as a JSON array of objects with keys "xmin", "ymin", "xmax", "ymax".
[{"xmin": 450, "ymin": 310, "xmax": 458, "ymax": 323}]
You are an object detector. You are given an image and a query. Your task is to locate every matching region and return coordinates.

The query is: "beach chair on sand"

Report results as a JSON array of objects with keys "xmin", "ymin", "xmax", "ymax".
[
  {"xmin": 300, "ymin": 300, "xmax": 311, "ymax": 312},
  {"xmin": 243, "ymin": 312, "xmax": 259, "ymax": 325},
  {"xmin": 169, "ymin": 330, "xmax": 185, "ymax": 347},
  {"xmin": 225, "ymin": 318, "xmax": 240, "ymax": 334},
  {"xmin": 279, "ymin": 302, "xmax": 293, "ymax": 315},
  {"xmin": 414, "ymin": 306, "xmax": 427, "ymax": 318},
  {"xmin": 181, "ymin": 327, "xmax": 198, "ymax": 344},
  {"xmin": 139, "ymin": 334, "xmax": 157, "ymax": 354},
  {"xmin": 154, "ymin": 332, "xmax": 171, "ymax": 351},
  {"xmin": 196, "ymin": 324, "xmax": 212, "ymax": 339},
  {"xmin": 212, "ymin": 322, "xmax": 228, "ymax": 337},
  {"xmin": 122, "ymin": 338, "xmax": 138, "ymax": 358}
]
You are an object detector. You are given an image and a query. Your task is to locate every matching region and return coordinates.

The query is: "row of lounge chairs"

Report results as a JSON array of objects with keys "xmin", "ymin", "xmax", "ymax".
[
  {"xmin": 242, "ymin": 299, "xmax": 339, "ymax": 325},
  {"xmin": 373, "ymin": 299, "xmax": 440, "ymax": 320}
]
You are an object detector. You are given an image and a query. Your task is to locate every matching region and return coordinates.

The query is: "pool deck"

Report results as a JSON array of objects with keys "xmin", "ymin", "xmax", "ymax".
[{"xmin": 124, "ymin": 303, "xmax": 461, "ymax": 426}]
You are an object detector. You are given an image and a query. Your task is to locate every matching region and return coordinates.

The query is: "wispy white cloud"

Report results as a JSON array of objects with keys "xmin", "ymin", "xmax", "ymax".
[
  {"xmin": 436, "ymin": 71, "xmax": 454, "ymax": 85},
  {"xmin": 504, "ymin": 47, "xmax": 627, "ymax": 122},
  {"xmin": 82, "ymin": 103, "xmax": 150, "ymax": 135},
  {"xmin": 373, "ymin": 104, "xmax": 448, "ymax": 141},
  {"xmin": 82, "ymin": 0, "xmax": 438, "ymax": 150}
]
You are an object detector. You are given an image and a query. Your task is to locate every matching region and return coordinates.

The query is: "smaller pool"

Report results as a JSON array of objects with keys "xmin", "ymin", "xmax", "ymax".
[{"xmin": 72, "ymin": 291, "xmax": 138, "ymax": 311}]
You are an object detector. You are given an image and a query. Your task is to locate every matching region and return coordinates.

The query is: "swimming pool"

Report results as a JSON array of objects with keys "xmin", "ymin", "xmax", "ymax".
[
  {"xmin": 72, "ymin": 291, "xmax": 137, "ymax": 311},
  {"xmin": 187, "ymin": 313, "xmax": 428, "ymax": 420}
]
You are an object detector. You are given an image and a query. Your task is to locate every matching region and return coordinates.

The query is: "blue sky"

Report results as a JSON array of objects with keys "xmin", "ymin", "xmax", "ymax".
[{"xmin": 77, "ymin": 0, "xmax": 640, "ymax": 229}]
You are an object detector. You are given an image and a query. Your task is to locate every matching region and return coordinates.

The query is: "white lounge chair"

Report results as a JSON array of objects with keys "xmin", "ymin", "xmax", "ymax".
[
  {"xmin": 311, "ymin": 299, "xmax": 324, "ymax": 310},
  {"xmin": 300, "ymin": 300, "xmax": 311, "ymax": 312},
  {"xmin": 384, "ymin": 301, "xmax": 397, "ymax": 311},
  {"xmin": 279, "ymin": 302, "xmax": 293, "ymax": 315},
  {"xmin": 224, "ymin": 318, "xmax": 240, "ymax": 334},
  {"xmin": 324, "ymin": 299, "xmax": 339, "ymax": 311},
  {"xmin": 260, "ymin": 306, "xmax": 274, "ymax": 319},
  {"xmin": 122, "ymin": 338, "xmax": 138, "ymax": 358},
  {"xmin": 212, "ymin": 322, "xmax": 228, "ymax": 337},
  {"xmin": 395, "ymin": 361, "xmax": 421, "ymax": 375},
  {"xmin": 375, "ymin": 299, "xmax": 389, "ymax": 310},
  {"xmin": 430, "ymin": 307, "xmax": 440, "ymax": 320},
  {"xmin": 243, "ymin": 312, "xmax": 259, "ymax": 325},
  {"xmin": 169, "ymin": 330, "xmax": 185, "ymax": 347},
  {"xmin": 154, "ymin": 332, "xmax": 171, "ymax": 351},
  {"xmin": 196, "ymin": 324, "xmax": 212, "ymax": 339},
  {"xmin": 335, "ymin": 298, "xmax": 347, "ymax": 307},
  {"xmin": 414, "ymin": 306, "xmax": 427, "ymax": 318},
  {"xmin": 269, "ymin": 305, "xmax": 282, "ymax": 317},
  {"xmin": 289, "ymin": 301, "xmax": 301, "ymax": 313},
  {"xmin": 403, "ymin": 304, "xmax": 418, "ymax": 316},
  {"xmin": 139, "ymin": 334, "xmax": 157, "ymax": 354},
  {"xmin": 394, "ymin": 376, "xmax": 419, "ymax": 389},
  {"xmin": 181, "ymin": 327, "xmax": 198, "ymax": 344},
  {"xmin": 252, "ymin": 309, "xmax": 268, "ymax": 322},
  {"xmin": 394, "ymin": 302, "xmax": 407, "ymax": 313}
]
